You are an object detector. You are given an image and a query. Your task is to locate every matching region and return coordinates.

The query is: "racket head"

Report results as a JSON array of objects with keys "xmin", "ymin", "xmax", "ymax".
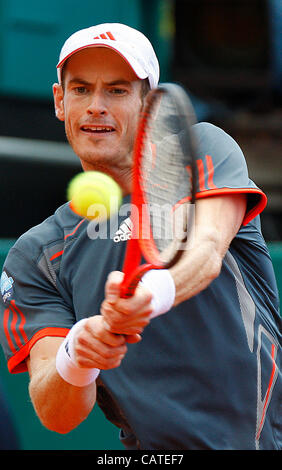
[
  {"xmin": 121, "ymin": 83, "xmax": 198, "ymax": 297},
  {"xmin": 134, "ymin": 83, "xmax": 197, "ymax": 263}
]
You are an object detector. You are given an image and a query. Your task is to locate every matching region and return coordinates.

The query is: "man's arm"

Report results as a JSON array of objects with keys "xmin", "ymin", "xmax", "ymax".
[
  {"xmin": 26, "ymin": 315, "xmax": 128, "ymax": 434},
  {"xmin": 171, "ymin": 193, "xmax": 247, "ymax": 305},
  {"xmin": 101, "ymin": 194, "xmax": 247, "ymax": 333}
]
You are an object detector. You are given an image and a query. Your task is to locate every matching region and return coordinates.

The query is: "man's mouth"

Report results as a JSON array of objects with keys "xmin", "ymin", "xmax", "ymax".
[{"xmin": 81, "ymin": 125, "xmax": 115, "ymax": 134}]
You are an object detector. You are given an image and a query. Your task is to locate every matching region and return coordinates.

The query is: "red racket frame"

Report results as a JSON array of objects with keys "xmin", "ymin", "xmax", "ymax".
[{"xmin": 120, "ymin": 85, "xmax": 196, "ymax": 298}]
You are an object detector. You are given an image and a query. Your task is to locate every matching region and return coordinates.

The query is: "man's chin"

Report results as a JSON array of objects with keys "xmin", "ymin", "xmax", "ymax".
[
  {"xmin": 78, "ymin": 152, "xmax": 124, "ymax": 172},
  {"xmin": 69, "ymin": 138, "xmax": 132, "ymax": 171}
]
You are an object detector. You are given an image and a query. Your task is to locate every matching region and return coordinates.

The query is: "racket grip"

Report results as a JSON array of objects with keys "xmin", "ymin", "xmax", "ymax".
[{"xmin": 121, "ymin": 264, "xmax": 154, "ymax": 298}]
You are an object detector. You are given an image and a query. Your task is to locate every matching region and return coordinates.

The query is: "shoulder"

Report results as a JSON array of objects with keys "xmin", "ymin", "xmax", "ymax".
[
  {"xmin": 194, "ymin": 121, "xmax": 237, "ymax": 142},
  {"xmin": 192, "ymin": 122, "xmax": 249, "ymax": 183},
  {"xmin": 193, "ymin": 122, "xmax": 246, "ymax": 159},
  {"xmin": 10, "ymin": 203, "xmax": 83, "ymax": 261}
]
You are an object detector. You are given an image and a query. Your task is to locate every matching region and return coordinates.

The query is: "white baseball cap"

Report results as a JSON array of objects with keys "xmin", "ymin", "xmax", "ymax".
[{"xmin": 57, "ymin": 23, "xmax": 160, "ymax": 89}]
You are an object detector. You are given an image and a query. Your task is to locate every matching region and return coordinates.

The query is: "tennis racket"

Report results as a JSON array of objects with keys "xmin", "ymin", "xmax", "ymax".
[{"xmin": 120, "ymin": 82, "xmax": 198, "ymax": 298}]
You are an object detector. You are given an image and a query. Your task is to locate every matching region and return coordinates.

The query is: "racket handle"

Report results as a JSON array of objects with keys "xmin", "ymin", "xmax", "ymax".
[{"xmin": 121, "ymin": 264, "xmax": 154, "ymax": 298}]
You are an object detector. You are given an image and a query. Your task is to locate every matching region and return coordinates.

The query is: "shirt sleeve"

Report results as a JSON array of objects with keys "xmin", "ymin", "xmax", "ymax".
[
  {"xmin": 0, "ymin": 244, "xmax": 75, "ymax": 374},
  {"xmin": 193, "ymin": 122, "xmax": 267, "ymax": 225}
]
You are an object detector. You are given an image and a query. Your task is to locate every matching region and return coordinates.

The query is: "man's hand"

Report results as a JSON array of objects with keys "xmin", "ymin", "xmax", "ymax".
[
  {"xmin": 73, "ymin": 315, "xmax": 128, "ymax": 370},
  {"xmin": 100, "ymin": 271, "xmax": 153, "ymax": 341}
]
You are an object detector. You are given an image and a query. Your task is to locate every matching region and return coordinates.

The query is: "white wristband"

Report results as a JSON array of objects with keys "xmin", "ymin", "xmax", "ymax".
[
  {"xmin": 140, "ymin": 269, "xmax": 175, "ymax": 319},
  {"xmin": 56, "ymin": 319, "xmax": 100, "ymax": 387}
]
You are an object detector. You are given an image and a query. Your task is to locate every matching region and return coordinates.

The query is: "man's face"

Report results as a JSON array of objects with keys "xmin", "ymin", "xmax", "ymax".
[{"xmin": 53, "ymin": 47, "xmax": 144, "ymax": 175}]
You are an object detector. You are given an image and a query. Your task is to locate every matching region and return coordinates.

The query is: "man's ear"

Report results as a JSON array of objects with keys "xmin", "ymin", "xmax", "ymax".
[{"xmin": 53, "ymin": 83, "xmax": 65, "ymax": 121}]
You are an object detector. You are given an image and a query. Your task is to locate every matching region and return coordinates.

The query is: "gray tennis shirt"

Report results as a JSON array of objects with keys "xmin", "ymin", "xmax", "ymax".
[{"xmin": 0, "ymin": 123, "xmax": 281, "ymax": 450}]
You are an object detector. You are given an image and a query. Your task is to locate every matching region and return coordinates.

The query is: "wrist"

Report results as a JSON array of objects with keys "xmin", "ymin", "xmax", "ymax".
[
  {"xmin": 140, "ymin": 269, "xmax": 175, "ymax": 319},
  {"xmin": 56, "ymin": 319, "xmax": 100, "ymax": 387}
]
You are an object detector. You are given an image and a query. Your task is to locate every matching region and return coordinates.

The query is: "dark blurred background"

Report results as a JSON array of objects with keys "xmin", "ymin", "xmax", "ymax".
[{"xmin": 0, "ymin": 0, "xmax": 281, "ymax": 450}]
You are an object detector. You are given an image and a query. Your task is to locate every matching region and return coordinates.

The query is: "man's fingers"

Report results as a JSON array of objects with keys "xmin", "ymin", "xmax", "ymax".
[
  {"xmin": 85, "ymin": 316, "xmax": 126, "ymax": 347},
  {"xmin": 76, "ymin": 346, "xmax": 126, "ymax": 369},
  {"xmin": 101, "ymin": 301, "xmax": 150, "ymax": 334},
  {"xmin": 124, "ymin": 334, "xmax": 142, "ymax": 344},
  {"xmin": 105, "ymin": 271, "xmax": 125, "ymax": 304},
  {"xmin": 102, "ymin": 272, "xmax": 153, "ymax": 337},
  {"xmin": 103, "ymin": 285, "xmax": 153, "ymax": 316},
  {"xmin": 74, "ymin": 317, "xmax": 128, "ymax": 369},
  {"xmin": 77, "ymin": 332, "xmax": 127, "ymax": 357}
]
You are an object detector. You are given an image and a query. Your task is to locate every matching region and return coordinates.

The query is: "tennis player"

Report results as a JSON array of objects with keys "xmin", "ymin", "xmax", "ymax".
[{"xmin": 0, "ymin": 23, "xmax": 281, "ymax": 450}]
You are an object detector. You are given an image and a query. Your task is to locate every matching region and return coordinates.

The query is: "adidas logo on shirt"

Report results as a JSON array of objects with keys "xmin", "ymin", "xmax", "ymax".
[{"xmin": 114, "ymin": 217, "xmax": 132, "ymax": 242}]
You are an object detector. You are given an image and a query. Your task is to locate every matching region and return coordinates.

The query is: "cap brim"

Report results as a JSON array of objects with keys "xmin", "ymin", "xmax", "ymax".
[{"xmin": 57, "ymin": 43, "xmax": 148, "ymax": 82}]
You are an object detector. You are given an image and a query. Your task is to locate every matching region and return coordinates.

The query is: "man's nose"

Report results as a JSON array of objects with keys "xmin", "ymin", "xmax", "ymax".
[{"xmin": 87, "ymin": 92, "xmax": 107, "ymax": 116}]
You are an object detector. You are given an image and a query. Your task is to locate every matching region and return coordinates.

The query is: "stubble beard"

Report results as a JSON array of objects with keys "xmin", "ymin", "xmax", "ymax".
[{"xmin": 66, "ymin": 129, "xmax": 134, "ymax": 179}]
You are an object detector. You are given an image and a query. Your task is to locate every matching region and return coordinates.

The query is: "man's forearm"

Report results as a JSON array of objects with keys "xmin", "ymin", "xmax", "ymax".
[
  {"xmin": 169, "ymin": 194, "xmax": 247, "ymax": 306},
  {"xmin": 28, "ymin": 356, "xmax": 96, "ymax": 434},
  {"xmin": 27, "ymin": 315, "xmax": 126, "ymax": 433},
  {"xmin": 170, "ymin": 229, "xmax": 222, "ymax": 306}
]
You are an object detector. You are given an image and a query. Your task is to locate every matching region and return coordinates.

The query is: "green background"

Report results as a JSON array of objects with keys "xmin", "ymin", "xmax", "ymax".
[{"xmin": 0, "ymin": 0, "xmax": 173, "ymax": 99}]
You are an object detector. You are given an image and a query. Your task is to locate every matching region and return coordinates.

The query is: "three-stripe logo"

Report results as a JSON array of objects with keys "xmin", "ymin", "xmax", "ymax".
[{"xmin": 93, "ymin": 32, "xmax": 116, "ymax": 41}]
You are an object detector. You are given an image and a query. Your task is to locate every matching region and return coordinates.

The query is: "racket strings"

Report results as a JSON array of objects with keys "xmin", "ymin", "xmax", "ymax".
[{"xmin": 140, "ymin": 91, "xmax": 193, "ymax": 259}]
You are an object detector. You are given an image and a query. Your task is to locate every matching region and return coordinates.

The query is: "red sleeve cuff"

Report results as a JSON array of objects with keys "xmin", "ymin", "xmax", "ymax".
[
  {"xmin": 196, "ymin": 187, "xmax": 267, "ymax": 226},
  {"xmin": 7, "ymin": 327, "xmax": 70, "ymax": 374}
]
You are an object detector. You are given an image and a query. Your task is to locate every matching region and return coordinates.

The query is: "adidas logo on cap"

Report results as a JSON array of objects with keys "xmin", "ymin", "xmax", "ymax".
[{"xmin": 93, "ymin": 31, "xmax": 116, "ymax": 40}]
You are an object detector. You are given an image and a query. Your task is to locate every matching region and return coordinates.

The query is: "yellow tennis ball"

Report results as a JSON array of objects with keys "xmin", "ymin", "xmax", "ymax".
[{"xmin": 67, "ymin": 171, "xmax": 122, "ymax": 220}]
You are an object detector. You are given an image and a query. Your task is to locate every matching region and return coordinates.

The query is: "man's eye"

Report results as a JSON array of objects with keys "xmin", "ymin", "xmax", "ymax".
[
  {"xmin": 74, "ymin": 86, "xmax": 87, "ymax": 94},
  {"xmin": 111, "ymin": 88, "xmax": 127, "ymax": 95}
]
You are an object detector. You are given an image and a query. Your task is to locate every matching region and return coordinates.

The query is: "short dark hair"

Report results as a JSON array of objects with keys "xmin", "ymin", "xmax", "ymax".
[{"xmin": 141, "ymin": 78, "xmax": 150, "ymax": 99}]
